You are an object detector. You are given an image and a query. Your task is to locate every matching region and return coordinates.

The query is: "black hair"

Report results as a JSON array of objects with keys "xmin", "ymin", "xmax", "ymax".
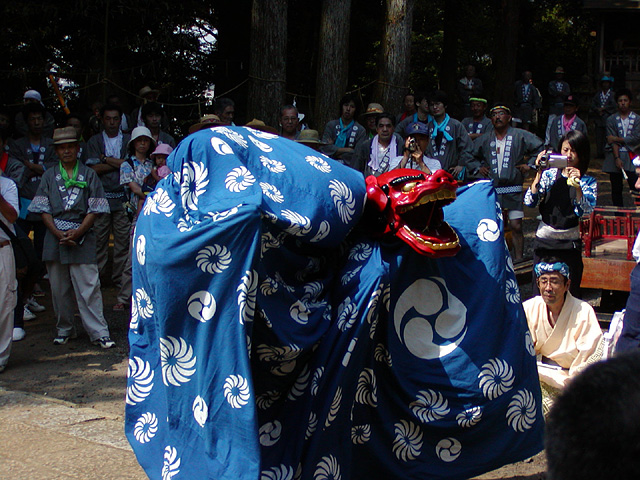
[
  {"xmin": 429, "ymin": 90, "xmax": 449, "ymax": 107},
  {"xmin": 22, "ymin": 102, "xmax": 46, "ymax": 119},
  {"xmin": 100, "ymin": 103, "xmax": 123, "ymax": 118},
  {"xmin": 615, "ymin": 88, "xmax": 633, "ymax": 103},
  {"xmin": 537, "ymin": 256, "xmax": 570, "ymax": 283},
  {"xmin": 545, "ymin": 351, "xmax": 640, "ymax": 480},
  {"xmin": 557, "ymin": 130, "xmax": 590, "ymax": 175},
  {"xmin": 0, "ymin": 126, "xmax": 9, "ymax": 142},
  {"xmin": 337, "ymin": 93, "xmax": 359, "ymax": 118},
  {"xmin": 141, "ymin": 102, "xmax": 163, "ymax": 118},
  {"xmin": 414, "ymin": 91, "xmax": 429, "ymax": 105},
  {"xmin": 65, "ymin": 112, "xmax": 85, "ymax": 125},
  {"xmin": 213, "ymin": 97, "xmax": 234, "ymax": 115},
  {"xmin": 375, "ymin": 112, "xmax": 396, "ymax": 127},
  {"xmin": 280, "ymin": 105, "xmax": 298, "ymax": 117}
]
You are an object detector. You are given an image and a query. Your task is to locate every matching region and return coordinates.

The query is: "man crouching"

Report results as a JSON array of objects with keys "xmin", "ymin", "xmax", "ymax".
[{"xmin": 28, "ymin": 127, "xmax": 115, "ymax": 348}]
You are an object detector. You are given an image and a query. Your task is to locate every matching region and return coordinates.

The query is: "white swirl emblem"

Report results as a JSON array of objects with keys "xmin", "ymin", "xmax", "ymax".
[
  {"xmin": 282, "ymin": 210, "xmax": 312, "ymax": 236},
  {"xmin": 216, "ymin": 128, "xmax": 248, "ymax": 148},
  {"xmin": 225, "ymin": 166, "xmax": 256, "ymax": 192},
  {"xmin": 260, "ymin": 182, "xmax": 285, "ymax": 203},
  {"xmin": 181, "ymin": 162, "xmax": 210, "ymax": 211},
  {"xmin": 187, "ymin": 291, "xmax": 216, "ymax": 322},
  {"xmin": 133, "ymin": 412, "xmax": 158, "ymax": 443},
  {"xmin": 355, "ymin": 369, "xmax": 377, "ymax": 407},
  {"xmin": 374, "ymin": 343, "xmax": 393, "ymax": 367},
  {"xmin": 478, "ymin": 358, "xmax": 515, "ymax": 400},
  {"xmin": 324, "ymin": 387, "xmax": 342, "ymax": 427},
  {"xmin": 456, "ymin": 407, "xmax": 482, "ymax": 428},
  {"xmin": 329, "ymin": 179, "xmax": 356, "ymax": 223},
  {"xmin": 394, "ymin": 277, "xmax": 467, "ymax": 360},
  {"xmin": 192, "ymin": 395, "xmax": 208, "ymax": 427},
  {"xmin": 259, "ymin": 421, "xmax": 282, "ymax": 446},
  {"xmin": 348, "ymin": 243, "xmax": 372, "ymax": 261},
  {"xmin": 311, "ymin": 367, "xmax": 324, "ymax": 396},
  {"xmin": 477, "ymin": 219, "xmax": 500, "ymax": 242},
  {"xmin": 135, "ymin": 288, "xmax": 154, "ymax": 320},
  {"xmin": 210, "ymin": 136, "xmax": 234, "ymax": 155},
  {"xmin": 305, "ymin": 412, "xmax": 317, "ymax": 439},
  {"xmin": 314, "ymin": 455, "xmax": 341, "ymax": 480},
  {"xmin": 305, "ymin": 155, "xmax": 332, "ymax": 173},
  {"xmin": 162, "ymin": 446, "xmax": 181, "ymax": 480},
  {"xmin": 525, "ymin": 331, "xmax": 536, "ymax": 356},
  {"xmin": 435, "ymin": 437, "xmax": 462, "ymax": 462},
  {"xmin": 310, "ymin": 220, "xmax": 331, "ymax": 243},
  {"xmin": 196, "ymin": 245, "xmax": 232, "ymax": 274},
  {"xmin": 238, "ymin": 270, "xmax": 258, "ymax": 325},
  {"xmin": 143, "ymin": 188, "xmax": 175, "ymax": 216},
  {"xmin": 410, "ymin": 389, "xmax": 450, "ymax": 423},
  {"xmin": 351, "ymin": 424, "xmax": 371, "ymax": 444},
  {"xmin": 126, "ymin": 356, "xmax": 155, "ymax": 405},
  {"xmin": 506, "ymin": 389, "xmax": 537, "ymax": 432},
  {"xmin": 136, "ymin": 235, "xmax": 146, "ymax": 265},
  {"xmin": 337, "ymin": 298, "xmax": 359, "ymax": 331},
  {"xmin": 261, "ymin": 465, "xmax": 294, "ymax": 480},
  {"xmin": 506, "ymin": 278, "xmax": 521, "ymax": 303},
  {"xmin": 223, "ymin": 374, "xmax": 251, "ymax": 408},
  {"xmin": 160, "ymin": 336, "xmax": 197, "ymax": 386},
  {"xmin": 287, "ymin": 365, "xmax": 310, "ymax": 400},
  {"xmin": 393, "ymin": 420, "xmax": 423, "ymax": 461},
  {"xmin": 260, "ymin": 156, "xmax": 286, "ymax": 173}
]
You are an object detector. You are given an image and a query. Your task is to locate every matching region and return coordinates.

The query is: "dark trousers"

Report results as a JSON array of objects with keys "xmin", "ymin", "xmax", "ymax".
[
  {"xmin": 16, "ymin": 218, "xmax": 46, "ymax": 261},
  {"xmin": 617, "ymin": 263, "xmax": 640, "ymax": 352},
  {"xmin": 595, "ymin": 125, "xmax": 607, "ymax": 158},
  {"xmin": 609, "ymin": 171, "xmax": 638, "ymax": 207}
]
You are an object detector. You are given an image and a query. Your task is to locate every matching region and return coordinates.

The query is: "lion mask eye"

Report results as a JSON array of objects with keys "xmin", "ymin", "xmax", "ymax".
[{"xmin": 401, "ymin": 181, "xmax": 418, "ymax": 193}]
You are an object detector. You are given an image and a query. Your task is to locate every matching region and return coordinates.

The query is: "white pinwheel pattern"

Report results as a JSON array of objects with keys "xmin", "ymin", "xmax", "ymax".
[
  {"xmin": 249, "ymin": 135, "xmax": 274, "ymax": 152},
  {"xmin": 210, "ymin": 136, "xmax": 235, "ymax": 155},
  {"xmin": 351, "ymin": 424, "xmax": 371, "ymax": 444},
  {"xmin": 506, "ymin": 278, "xmax": 521, "ymax": 303},
  {"xmin": 478, "ymin": 358, "xmax": 515, "ymax": 400},
  {"xmin": 143, "ymin": 188, "xmax": 175, "ymax": 216},
  {"xmin": 207, "ymin": 205, "xmax": 239, "ymax": 222},
  {"xmin": 126, "ymin": 356, "xmax": 154, "ymax": 405},
  {"xmin": 130, "ymin": 299, "xmax": 139, "ymax": 331},
  {"xmin": 261, "ymin": 465, "xmax": 294, "ymax": 480},
  {"xmin": 329, "ymin": 180, "xmax": 356, "ymax": 224},
  {"xmin": 225, "ymin": 166, "xmax": 256, "ymax": 192},
  {"xmin": 135, "ymin": 288, "xmax": 154, "ymax": 320},
  {"xmin": 162, "ymin": 446, "xmax": 181, "ymax": 480},
  {"xmin": 348, "ymin": 243, "xmax": 372, "ymax": 261},
  {"xmin": 341, "ymin": 266, "xmax": 362, "ymax": 286},
  {"xmin": 305, "ymin": 155, "xmax": 332, "ymax": 173},
  {"xmin": 261, "ymin": 277, "xmax": 279, "ymax": 295},
  {"xmin": 256, "ymin": 390, "xmax": 281, "ymax": 410},
  {"xmin": 261, "ymin": 182, "xmax": 285, "ymax": 203},
  {"xmin": 261, "ymin": 231, "xmax": 285, "ymax": 255},
  {"xmin": 507, "ymin": 389, "xmax": 537, "ymax": 432},
  {"xmin": 223, "ymin": 374, "xmax": 251, "ymax": 408},
  {"xmin": 305, "ymin": 412, "xmax": 317, "ymax": 439},
  {"xmin": 456, "ymin": 407, "xmax": 483, "ymax": 428},
  {"xmin": 181, "ymin": 162, "xmax": 209, "ymax": 211},
  {"xmin": 196, "ymin": 245, "xmax": 232, "ymax": 274},
  {"xmin": 160, "ymin": 336, "xmax": 197, "ymax": 387},
  {"xmin": 216, "ymin": 127, "xmax": 249, "ymax": 148},
  {"xmin": 310, "ymin": 220, "xmax": 331, "ymax": 243},
  {"xmin": 337, "ymin": 298, "xmax": 358, "ymax": 331},
  {"xmin": 259, "ymin": 420, "xmax": 282, "ymax": 446},
  {"xmin": 281, "ymin": 210, "xmax": 312, "ymax": 236},
  {"xmin": 177, "ymin": 215, "xmax": 194, "ymax": 232},
  {"xmin": 260, "ymin": 156, "xmax": 286, "ymax": 173},
  {"xmin": 314, "ymin": 455, "xmax": 341, "ymax": 480},
  {"xmin": 324, "ymin": 387, "xmax": 342, "ymax": 427},
  {"xmin": 382, "ymin": 284, "xmax": 391, "ymax": 311},
  {"xmin": 192, "ymin": 395, "xmax": 208, "ymax": 427},
  {"xmin": 238, "ymin": 270, "xmax": 258, "ymax": 325},
  {"xmin": 410, "ymin": 389, "xmax": 450, "ymax": 423},
  {"xmin": 287, "ymin": 365, "xmax": 310, "ymax": 400},
  {"xmin": 136, "ymin": 235, "xmax": 146, "ymax": 265},
  {"xmin": 311, "ymin": 367, "xmax": 324, "ymax": 396},
  {"xmin": 374, "ymin": 343, "xmax": 393, "ymax": 367},
  {"xmin": 133, "ymin": 412, "xmax": 158, "ymax": 443},
  {"xmin": 525, "ymin": 331, "xmax": 536, "ymax": 357},
  {"xmin": 355, "ymin": 369, "xmax": 378, "ymax": 407},
  {"xmin": 393, "ymin": 420, "xmax": 423, "ymax": 461}
]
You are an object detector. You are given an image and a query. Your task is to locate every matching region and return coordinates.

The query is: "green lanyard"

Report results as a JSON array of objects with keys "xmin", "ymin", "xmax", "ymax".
[{"xmin": 59, "ymin": 161, "xmax": 88, "ymax": 189}]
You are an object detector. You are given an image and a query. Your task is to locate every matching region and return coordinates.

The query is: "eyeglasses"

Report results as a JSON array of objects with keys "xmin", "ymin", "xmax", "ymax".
[
  {"xmin": 490, "ymin": 111, "xmax": 509, "ymax": 118},
  {"xmin": 537, "ymin": 277, "xmax": 564, "ymax": 287}
]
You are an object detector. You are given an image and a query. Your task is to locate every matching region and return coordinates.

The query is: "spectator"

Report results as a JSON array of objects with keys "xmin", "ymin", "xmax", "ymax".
[
  {"xmin": 390, "ymin": 122, "xmax": 441, "ymax": 174},
  {"xmin": 85, "ymin": 104, "xmax": 132, "ymax": 305},
  {"xmin": 28, "ymin": 127, "xmax": 115, "ymax": 348},
  {"xmin": 395, "ymin": 91, "xmax": 431, "ymax": 138},
  {"xmin": 513, "ymin": 70, "xmax": 542, "ymax": 131},
  {"xmin": 457, "ymin": 65, "xmax": 483, "ymax": 119},
  {"xmin": 471, "ymin": 104, "xmax": 544, "ymax": 261},
  {"xmin": 525, "ymin": 130, "xmax": 596, "ymax": 297},
  {"xmin": 65, "ymin": 113, "xmax": 88, "ymax": 163},
  {"xmin": 131, "ymin": 86, "xmax": 170, "ymax": 131},
  {"xmin": 523, "ymin": 258, "xmax": 602, "ymax": 389},
  {"xmin": 14, "ymin": 90, "xmax": 56, "ymax": 138},
  {"xmin": 279, "ymin": 105, "xmax": 300, "ymax": 141},
  {"xmin": 106, "ymin": 94, "xmax": 133, "ymax": 134},
  {"xmin": 295, "ymin": 130, "xmax": 325, "ymax": 152},
  {"xmin": 120, "ymin": 126, "xmax": 156, "ymax": 220},
  {"xmin": 360, "ymin": 103, "xmax": 384, "ymax": 139},
  {"xmin": 141, "ymin": 102, "xmax": 176, "ymax": 148},
  {"xmin": 0, "ymin": 160, "xmax": 19, "ymax": 372},
  {"xmin": 214, "ymin": 98, "xmax": 235, "ymax": 126},
  {"xmin": 589, "ymin": 74, "xmax": 616, "ymax": 159},
  {"xmin": 546, "ymin": 95, "xmax": 587, "ymax": 149},
  {"xmin": 350, "ymin": 112, "xmax": 404, "ymax": 176},
  {"xmin": 546, "ymin": 67, "xmax": 571, "ymax": 144},
  {"xmin": 321, "ymin": 93, "xmax": 367, "ymax": 164},
  {"xmin": 461, "ymin": 97, "xmax": 491, "ymax": 140},
  {"xmin": 395, "ymin": 92, "xmax": 416, "ymax": 125}
]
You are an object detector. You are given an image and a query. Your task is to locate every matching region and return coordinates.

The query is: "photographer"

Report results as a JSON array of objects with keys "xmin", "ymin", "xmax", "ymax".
[
  {"xmin": 525, "ymin": 130, "xmax": 597, "ymax": 297},
  {"xmin": 390, "ymin": 122, "xmax": 441, "ymax": 174}
]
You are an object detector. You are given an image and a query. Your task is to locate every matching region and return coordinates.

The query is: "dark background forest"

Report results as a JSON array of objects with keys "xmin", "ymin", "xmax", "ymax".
[{"xmin": 0, "ymin": 0, "xmax": 598, "ymax": 135}]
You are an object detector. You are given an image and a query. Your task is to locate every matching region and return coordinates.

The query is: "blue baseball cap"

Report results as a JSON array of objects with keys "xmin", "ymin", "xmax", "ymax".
[{"xmin": 405, "ymin": 122, "xmax": 429, "ymax": 136}]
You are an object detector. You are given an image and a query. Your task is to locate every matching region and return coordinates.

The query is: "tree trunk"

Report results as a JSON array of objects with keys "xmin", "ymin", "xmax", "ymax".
[
  {"xmin": 492, "ymin": 0, "xmax": 520, "ymax": 103},
  {"xmin": 375, "ymin": 0, "xmax": 415, "ymax": 115},
  {"xmin": 247, "ymin": 0, "xmax": 288, "ymax": 128},
  {"xmin": 315, "ymin": 0, "xmax": 352, "ymax": 135},
  {"xmin": 440, "ymin": 0, "xmax": 459, "ymax": 114}
]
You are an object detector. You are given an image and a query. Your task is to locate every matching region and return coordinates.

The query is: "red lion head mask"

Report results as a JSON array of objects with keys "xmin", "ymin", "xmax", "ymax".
[{"xmin": 365, "ymin": 168, "xmax": 460, "ymax": 257}]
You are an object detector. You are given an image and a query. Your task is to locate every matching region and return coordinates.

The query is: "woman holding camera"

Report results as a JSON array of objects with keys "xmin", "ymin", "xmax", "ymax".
[{"xmin": 524, "ymin": 130, "xmax": 597, "ymax": 297}]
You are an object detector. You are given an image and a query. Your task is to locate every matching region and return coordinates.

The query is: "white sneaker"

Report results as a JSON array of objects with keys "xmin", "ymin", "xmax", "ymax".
[
  {"xmin": 23, "ymin": 306, "xmax": 37, "ymax": 321},
  {"xmin": 26, "ymin": 296, "xmax": 46, "ymax": 313},
  {"xmin": 12, "ymin": 327, "xmax": 26, "ymax": 342}
]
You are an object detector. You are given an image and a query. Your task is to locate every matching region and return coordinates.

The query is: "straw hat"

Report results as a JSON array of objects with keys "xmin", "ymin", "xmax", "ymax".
[
  {"xmin": 188, "ymin": 114, "xmax": 222, "ymax": 134},
  {"xmin": 52, "ymin": 127, "xmax": 78, "ymax": 145},
  {"xmin": 295, "ymin": 129, "xmax": 325, "ymax": 145}
]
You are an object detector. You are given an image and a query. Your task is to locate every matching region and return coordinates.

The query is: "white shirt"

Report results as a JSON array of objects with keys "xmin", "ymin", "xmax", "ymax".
[
  {"xmin": 0, "ymin": 176, "xmax": 19, "ymax": 241},
  {"xmin": 496, "ymin": 138, "xmax": 507, "ymax": 176}
]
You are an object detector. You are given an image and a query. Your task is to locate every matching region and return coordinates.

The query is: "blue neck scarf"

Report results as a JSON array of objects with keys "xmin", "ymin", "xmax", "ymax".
[
  {"xmin": 335, "ymin": 118, "xmax": 354, "ymax": 148},
  {"xmin": 431, "ymin": 114, "xmax": 453, "ymax": 141}
]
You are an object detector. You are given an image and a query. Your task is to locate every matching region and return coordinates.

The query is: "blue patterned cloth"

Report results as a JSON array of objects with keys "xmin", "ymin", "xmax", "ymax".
[{"xmin": 126, "ymin": 127, "xmax": 543, "ymax": 480}]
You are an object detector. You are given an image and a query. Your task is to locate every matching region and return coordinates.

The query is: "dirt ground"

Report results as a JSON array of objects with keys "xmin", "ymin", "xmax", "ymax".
[{"xmin": 0, "ymin": 156, "xmax": 631, "ymax": 480}]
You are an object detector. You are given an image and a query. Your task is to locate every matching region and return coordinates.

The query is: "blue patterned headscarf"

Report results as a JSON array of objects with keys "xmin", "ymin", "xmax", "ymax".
[{"xmin": 534, "ymin": 261, "xmax": 570, "ymax": 279}]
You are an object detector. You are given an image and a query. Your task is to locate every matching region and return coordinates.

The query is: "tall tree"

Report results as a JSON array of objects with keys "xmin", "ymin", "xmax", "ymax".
[
  {"xmin": 247, "ymin": 0, "xmax": 287, "ymax": 127},
  {"xmin": 492, "ymin": 0, "xmax": 520, "ymax": 102},
  {"xmin": 439, "ymin": 0, "xmax": 459, "ymax": 109},
  {"xmin": 375, "ymin": 0, "xmax": 415, "ymax": 114},
  {"xmin": 314, "ymin": 0, "xmax": 352, "ymax": 134}
]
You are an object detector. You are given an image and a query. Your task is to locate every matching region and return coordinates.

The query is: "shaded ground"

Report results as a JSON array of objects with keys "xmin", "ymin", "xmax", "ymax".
[{"xmin": 0, "ymin": 155, "xmax": 633, "ymax": 479}]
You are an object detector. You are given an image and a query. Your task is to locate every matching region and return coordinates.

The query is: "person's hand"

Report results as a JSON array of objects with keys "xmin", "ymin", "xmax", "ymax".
[
  {"xmin": 450, "ymin": 165, "xmax": 463, "ymax": 176},
  {"xmin": 478, "ymin": 166, "xmax": 490, "ymax": 177},
  {"xmin": 534, "ymin": 150, "xmax": 549, "ymax": 168},
  {"xmin": 607, "ymin": 135, "xmax": 616, "ymax": 144},
  {"xmin": 60, "ymin": 229, "xmax": 79, "ymax": 246},
  {"xmin": 615, "ymin": 157, "xmax": 623, "ymax": 170}
]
